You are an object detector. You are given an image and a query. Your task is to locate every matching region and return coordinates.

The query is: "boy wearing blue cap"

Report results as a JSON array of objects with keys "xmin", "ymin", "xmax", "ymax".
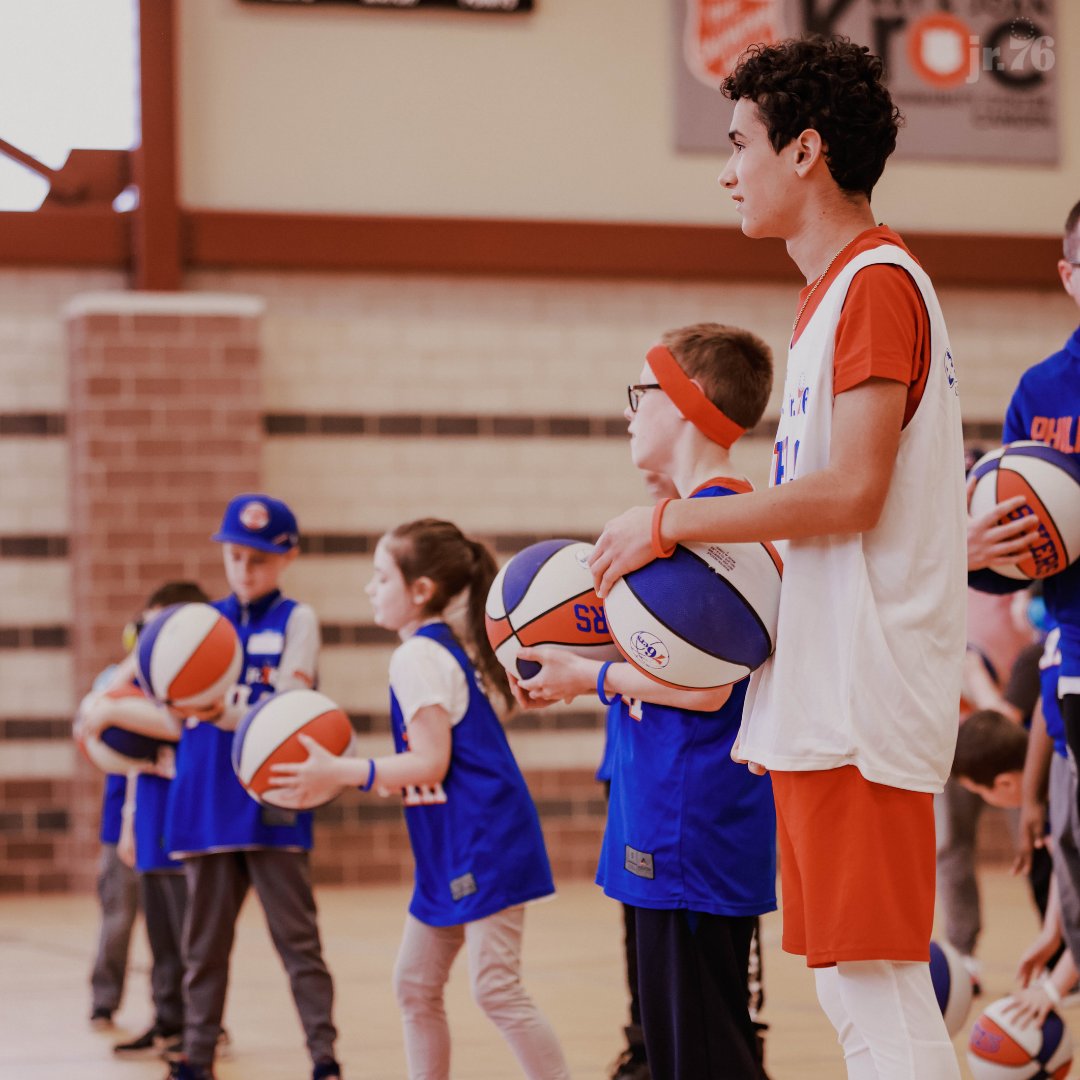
[{"xmin": 164, "ymin": 494, "xmax": 341, "ymax": 1080}]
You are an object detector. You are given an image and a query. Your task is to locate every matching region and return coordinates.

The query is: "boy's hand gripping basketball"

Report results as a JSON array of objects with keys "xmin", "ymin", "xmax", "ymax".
[
  {"xmin": 514, "ymin": 648, "xmax": 592, "ymax": 706},
  {"xmin": 966, "ymin": 477, "xmax": 1042, "ymax": 571},
  {"xmin": 589, "ymin": 506, "xmax": 655, "ymax": 598},
  {"xmin": 268, "ymin": 734, "xmax": 348, "ymax": 809}
]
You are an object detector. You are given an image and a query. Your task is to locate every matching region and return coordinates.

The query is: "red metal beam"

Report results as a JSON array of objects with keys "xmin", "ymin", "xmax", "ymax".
[
  {"xmin": 0, "ymin": 209, "xmax": 129, "ymax": 268},
  {"xmin": 183, "ymin": 210, "xmax": 1062, "ymax": 290},
  {"xmin": 132, "ymin": 0, "xmax": 181, "ymax": 290}
]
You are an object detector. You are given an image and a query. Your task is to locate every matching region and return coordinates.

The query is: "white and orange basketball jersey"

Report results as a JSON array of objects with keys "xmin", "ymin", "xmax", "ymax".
[{"xmin": 737, "ymin": 244, "xmax": 966, "ymax": 792}]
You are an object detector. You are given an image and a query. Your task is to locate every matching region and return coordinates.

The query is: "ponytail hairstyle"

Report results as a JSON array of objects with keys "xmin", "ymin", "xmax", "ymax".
[{"xmin": 384, "ymin": 518, "xmax": 513, "ymax": 711}]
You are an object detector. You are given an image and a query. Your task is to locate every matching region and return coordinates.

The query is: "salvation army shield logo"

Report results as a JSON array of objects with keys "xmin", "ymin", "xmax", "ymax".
[{"xmin": 684, "ymin": 0, "xmax": 782, "ymax": 87}]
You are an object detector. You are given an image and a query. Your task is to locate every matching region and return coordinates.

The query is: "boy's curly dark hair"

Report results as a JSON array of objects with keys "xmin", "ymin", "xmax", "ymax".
[{"xmin": 721, "ymin": 35, "xmax": 901, "ymax": 199}]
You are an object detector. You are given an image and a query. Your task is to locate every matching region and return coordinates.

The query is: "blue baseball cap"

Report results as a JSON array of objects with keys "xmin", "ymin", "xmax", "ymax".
[{"xmin": 212, "ymin": 494, "xmax": 299, "ymax": 553}]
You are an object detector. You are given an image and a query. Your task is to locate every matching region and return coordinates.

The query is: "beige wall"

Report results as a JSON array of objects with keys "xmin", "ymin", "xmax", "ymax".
[
  {"xmin": 5, "ymin": 264, "xmax": 1079, "ymax": 756},
  {"xmin": 178, "ymin": 0, "xmax": 1080, "ymax": 235}
]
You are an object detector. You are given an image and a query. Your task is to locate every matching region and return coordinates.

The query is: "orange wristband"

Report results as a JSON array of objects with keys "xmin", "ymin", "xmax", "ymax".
[{"xmin": 651, "ymin": 498, "xmax": 677, "ymax": 559}]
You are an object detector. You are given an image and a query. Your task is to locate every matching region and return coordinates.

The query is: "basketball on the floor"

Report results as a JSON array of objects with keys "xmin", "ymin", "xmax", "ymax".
[
  {"xmin": 602, "ymin": 538, "xmax": 782, "ymax": 690},
  {"xmin": 135, "ymin": 603, "xmax": 243, "ymax": 711},
  {"xmin": 80, "ymin": 684, "xmax": 167, "ymax": 774},
  {"xmin": 232, "ymin": 689, "xmax": 356, "ymax": 809},
  {"xmin": 967, "ymin": 996, "xmax": 1072, "ymax": 1079},
  {"xmin": 968, "ymin": 441, "xmax": 1080, "ymax": 583},
  {"xmin": 485, "ymin": 539, "xmax": 620, "ymax": 680},
  {"xmin": 929, "ymin": 939, "xmax": 974, "ymax": 1037}
]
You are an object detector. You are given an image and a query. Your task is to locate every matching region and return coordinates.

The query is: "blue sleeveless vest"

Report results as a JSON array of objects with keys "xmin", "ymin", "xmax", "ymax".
[
  {"xmin": 166, "ymin": 590, "xmax": 313, "ymax": 856},
  {"xmin": 390, "ymin": 622, "xmax": 554, "ymax": 926}
]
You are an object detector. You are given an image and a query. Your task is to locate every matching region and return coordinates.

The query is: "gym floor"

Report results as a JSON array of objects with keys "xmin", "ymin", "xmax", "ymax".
[{"xmin": 0, "ymin": 867, "xmax": 1073, "ymax": 1079}]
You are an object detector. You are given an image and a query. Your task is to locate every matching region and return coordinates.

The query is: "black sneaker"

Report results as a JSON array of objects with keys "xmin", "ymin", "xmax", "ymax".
[
  {"xmin": 162, "ymin": 1027, "xmax": 230, "ymax": 1064},
  {"xmin": 312, "ymin": 1060, "xmax": 342, "ymax": 1080},
  {"xmin": 610, "ymin": 1048, "xmax": 650, "ymax": 1080},
  {"xmin": 90, "ymin": 1007, "xmax": 114, "ymax": 1030},
  {"xmin": 115, "ymin": 1025, "xmax": 181, "ymax": 1057},
  {"xmin": 166, "ymin": 1061, "xmax": 215, "ymax": 1080}
]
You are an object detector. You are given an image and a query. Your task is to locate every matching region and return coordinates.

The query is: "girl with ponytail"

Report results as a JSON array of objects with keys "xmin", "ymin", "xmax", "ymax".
[{"xmin": 270, "ymin": 519, "xmax": 569, "ymax": 1080}]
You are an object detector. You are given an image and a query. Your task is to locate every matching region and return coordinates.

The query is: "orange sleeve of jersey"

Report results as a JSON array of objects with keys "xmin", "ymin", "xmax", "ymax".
[{"xmin": 833, "ymin": 265, "xmax": 931, "ymax": 426}]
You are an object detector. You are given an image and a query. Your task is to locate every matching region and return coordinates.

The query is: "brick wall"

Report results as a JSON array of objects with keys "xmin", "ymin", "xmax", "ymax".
[
  {"xmin": 2, "ymin": 266, "xmax": 1074, "ymax": 894},
  {"xmin": 63, "ymin": 293, "xmax": 263, "ymax": 891}
]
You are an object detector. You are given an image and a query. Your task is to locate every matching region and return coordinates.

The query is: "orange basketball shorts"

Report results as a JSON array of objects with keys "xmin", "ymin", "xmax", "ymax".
[{"xmin": 771, "ymin": 764, "xmax": 936, "ymax": 968}]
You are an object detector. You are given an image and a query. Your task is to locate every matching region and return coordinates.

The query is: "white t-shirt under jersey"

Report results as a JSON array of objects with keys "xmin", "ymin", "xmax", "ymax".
[{"xmin": 389, "ymin": 630, "xmax": 470, "ymax": 728}]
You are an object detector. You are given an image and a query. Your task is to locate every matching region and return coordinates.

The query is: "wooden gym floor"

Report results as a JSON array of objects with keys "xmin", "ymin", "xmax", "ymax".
[{"xmin": 0, "ymin": 868, "xmax": 1076, "ymax": 1079}]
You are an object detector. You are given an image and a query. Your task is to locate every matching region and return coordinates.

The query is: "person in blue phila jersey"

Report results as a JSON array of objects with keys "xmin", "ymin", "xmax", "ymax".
[
  {"xmin": 512, "ymin": 323, "xmax": 777, "ymax": 1080},
  {"xmin": 163, "ymin": 495, "xmax": 340, "ymax": 1080},
  {"xmin": 270, "ymin": 519, "xmax": 570, "ymax": 1080},
  {"xmin": 1000, "ymin": 201, "xmax": 1080, "ymax": 812}
]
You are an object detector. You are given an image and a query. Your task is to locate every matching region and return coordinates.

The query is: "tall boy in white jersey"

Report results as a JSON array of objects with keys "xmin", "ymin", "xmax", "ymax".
[{"xmin": 590, "ymin": 36, "xmax": 966, "ymax": 1080}]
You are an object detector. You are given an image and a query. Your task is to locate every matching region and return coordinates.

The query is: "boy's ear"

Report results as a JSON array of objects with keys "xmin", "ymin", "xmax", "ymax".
[
  {"xmin": 792, "ymin": 128, "xmax": 825, "ymax": 176},
  {"xmin": 994, "ymin": 772, "xmax": 1023, "ymax": 796},
  {"xmin": 283, "ymin": 547, "xmax": 299, "ymax": 567}
]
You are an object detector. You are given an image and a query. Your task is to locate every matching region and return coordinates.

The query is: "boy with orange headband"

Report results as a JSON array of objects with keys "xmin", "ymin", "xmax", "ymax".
[{"xmin": 515, "ymin": 322, "xmax": 776, "ymax": 1080}]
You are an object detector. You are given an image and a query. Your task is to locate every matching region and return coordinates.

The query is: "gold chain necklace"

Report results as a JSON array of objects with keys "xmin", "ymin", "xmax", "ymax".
[{"xmin": 791, "ymin": 237, "xmax": 858, "ymax": 341}]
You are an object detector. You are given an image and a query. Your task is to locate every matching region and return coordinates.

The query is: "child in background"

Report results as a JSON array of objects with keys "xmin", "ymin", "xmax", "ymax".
[
  {"xmin": 164, "ymin": 494, "xmax": 339, "ymax": 1080},
  {"xmin": 270, "ymin": 518, "xmax": 570, "ymax": 1080},
  {"xmin": 1000, "ymin": 202, "xmax": 1080, "ymax": 815},
  {"xmin": 601, "ymin": 467, "xmax": 676, "ymax": 1080},
  {"xmin": 99, "ymin": 583, "xmax": 213, "ymax": 1059},
  {"xmin": 1009, "ymin": 624, "xmax": 1080, "ymax": 1027},
  {"xmin": 80, "ymin": 725, "xmax": 139, "ymax": 1029},
  {"xmin": 513, "ymin": 323, "xmax": 777, "ymax": 1080},
  {"xmin": 950, "ymin": 709, "xmax": 1027, "ymax": 809}
]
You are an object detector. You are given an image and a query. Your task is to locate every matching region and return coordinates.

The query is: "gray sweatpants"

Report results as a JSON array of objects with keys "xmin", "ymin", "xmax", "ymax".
[
  {"xmin": 90, "ymin": 843, "xmax": 139, "ymax": 1014},
  {"xmin": 181, "ymin": 849, "xmax": 337, "ymax": 1067},
  {"xmin": 141, "ymin": 869, "xmax": 187, "ymax": 1032},
  {"xmin": 1048, "ymin": 752, "xmax": 1080, "ymax": 964},
  {"xmin": 934, "ymin": 777, "xmax": 984, "ymax": 957}
]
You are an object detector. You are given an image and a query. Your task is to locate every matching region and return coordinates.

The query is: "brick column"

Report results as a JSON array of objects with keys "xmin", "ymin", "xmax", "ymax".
[{"xmin": 64, "ymin": 293, "xmax": 264, "ymax": 887}]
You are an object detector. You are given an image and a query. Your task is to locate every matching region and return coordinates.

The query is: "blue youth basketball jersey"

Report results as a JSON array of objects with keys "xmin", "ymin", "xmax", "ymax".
[
  {"xmin": 389, "ymin": 622, "xmax": 554, "ymax": 927},
  {"xmin": 1041, "ymin": 625, "xmax": 1066, "ymax": 758},
  {"xmin": 597, "ymin": 480, "xmax": 777, "ymax": 916},
  {"xmin": 100, "ymin": 773, "xmax": 126, "ymax": 845},
  {"xmin": 135, "ymin": 773, "xmax": 182, "ymax": 873},
  {"xmin": 166, "ymin": 590, "xmax": 313, "ymax": 856},
  {"xmin": 1004, "ymin": 327, "xmax": 1080, "ymax": 678},
  {"xmin": 595, "ymin": 700, "xmax": 620, "ymax": 784}
]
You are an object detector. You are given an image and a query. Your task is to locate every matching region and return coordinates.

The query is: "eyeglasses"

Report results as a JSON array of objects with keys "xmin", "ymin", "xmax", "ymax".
[
  {"xmin": 121, "ymin": 616, "xmax": 146, "ymax": 653},
  {"xmin": 627, "ymin": 383, "xmax": 662, "ymax": 412}
]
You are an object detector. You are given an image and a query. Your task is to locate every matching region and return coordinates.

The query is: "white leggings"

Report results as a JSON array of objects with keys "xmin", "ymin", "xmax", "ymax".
[
  {"xmin": 815, "ymin": 961, "xmax": 961, "ymax": 1080},
  {"xmin": 392, "ymin": 906, "xmax": 570, "ymax": 1080}
]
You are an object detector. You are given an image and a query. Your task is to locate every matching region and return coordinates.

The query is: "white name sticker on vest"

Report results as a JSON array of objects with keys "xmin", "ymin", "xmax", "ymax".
[
  {"xmin": 450, "ymin": 872, "xmax": 478, "ymax": 901},
  {"xmin": 403, "ymin": 782, "xmax": 448, "ymax": 807},
  {"xmin": 625, "ymin": 846, "xmax": 655, "ymax": 880},
  {"xmin": 247, "ymin": 630, "xmax": 284, "ymax": 654}
]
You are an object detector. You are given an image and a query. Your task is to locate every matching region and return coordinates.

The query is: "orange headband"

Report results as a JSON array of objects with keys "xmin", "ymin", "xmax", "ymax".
[{"xmin": 645, "ymin": 345, "xmax": 746, "ymax": 449}]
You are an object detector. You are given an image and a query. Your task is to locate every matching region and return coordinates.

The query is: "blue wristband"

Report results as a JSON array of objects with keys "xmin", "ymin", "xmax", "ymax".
[
  {"xmin": 597, "ymin": 661, "xmax": 617, "ymax": 706},
  {"xmin": 360, "ymin": 759, "xmax": 376, "ymax": 792}
]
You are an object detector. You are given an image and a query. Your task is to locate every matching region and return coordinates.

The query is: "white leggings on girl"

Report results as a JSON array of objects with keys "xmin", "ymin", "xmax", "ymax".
[
  {"xmin": 393, "ymin": 906, "xmax": 570, "ymax": 1080},
  {"xmin": 815, "ymin": 961, "xmax": 961, "ymax": 1080}
]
